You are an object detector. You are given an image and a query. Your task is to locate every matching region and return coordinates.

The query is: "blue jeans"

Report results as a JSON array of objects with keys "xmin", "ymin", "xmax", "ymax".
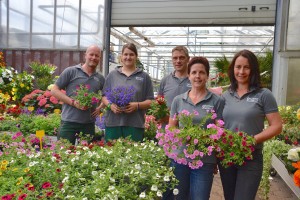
[{"xmin": 163, "ymin": 160, "xmax": 215, "ymax": 200}]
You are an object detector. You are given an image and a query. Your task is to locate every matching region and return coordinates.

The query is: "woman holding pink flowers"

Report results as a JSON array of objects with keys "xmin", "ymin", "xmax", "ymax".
[
  {"xmin": 163, "ymin": 57, "xmax": 224, "ymax": 200},
  {"xmin": 218, "ymin": 50, "xmax": 282, "ymax": 200}
]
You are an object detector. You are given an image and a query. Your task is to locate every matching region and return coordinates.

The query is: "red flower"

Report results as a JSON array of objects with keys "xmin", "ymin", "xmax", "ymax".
[
  {"xmin": 18, "ymin": 194, "xmax": 27, "ymax": 200},
  {"xmin": 41, "ymin": 182, "xmax": 52, "ymax": 189}
]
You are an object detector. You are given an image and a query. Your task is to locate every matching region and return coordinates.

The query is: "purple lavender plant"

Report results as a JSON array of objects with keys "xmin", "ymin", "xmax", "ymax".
[{"xmin": 104, "ymin": 86, "xmax": 136, "ymax": 107}]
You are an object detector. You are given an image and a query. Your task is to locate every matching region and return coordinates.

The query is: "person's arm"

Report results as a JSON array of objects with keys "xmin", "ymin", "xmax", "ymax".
[
  {"xmin": 168, "ymin": 114, "xmax": 178, "ymax": 127},
  {"xmin": 51, "ymin": 84, "xmax": 74, "ymax": 106},
  {"xmin": 124, "ymin": 99, "xmax": 152, "ymax": 113},
  {"xmin": 254, "ymin": 112, "xmax": 282, "ymax": 144},
  {"xmin": 51, "ymin": 84, "xmax": 85, "ymax": 110}
]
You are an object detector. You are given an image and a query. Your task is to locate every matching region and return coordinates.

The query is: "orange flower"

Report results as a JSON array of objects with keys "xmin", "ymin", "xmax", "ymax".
[
  {"xmin": 294, "ymin": 170, "xmax": 300, "ymax": 187},
  {"xmin": 292, "ymin": 161, "xmax": 300, "ymax": 169}
]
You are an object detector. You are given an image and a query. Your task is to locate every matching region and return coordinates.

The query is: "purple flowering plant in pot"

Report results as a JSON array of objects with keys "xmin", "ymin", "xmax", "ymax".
[{"xmin": 104, "ymin": 85, "xmax": 136, "ymax": 109}]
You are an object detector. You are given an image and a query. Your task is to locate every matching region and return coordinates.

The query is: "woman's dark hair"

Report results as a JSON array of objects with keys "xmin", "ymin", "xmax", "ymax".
[
  {"xmin": 122, "ymin": 43, "xmax": 138, "ymax": 57},
  {"xmin": 188, "ymin": 56, "xmax": 210, "ymax": 76},
  {"xmin": 228, "ymin": 49, "xmax": 261, "ymax": 91}
]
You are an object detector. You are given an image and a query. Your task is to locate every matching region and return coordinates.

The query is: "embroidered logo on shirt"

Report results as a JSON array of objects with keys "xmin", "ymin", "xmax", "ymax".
[
  {"xmin": 247, "ymin": 97, "xmax": 259, "ymax": 103},
  {"xmin": 136, "ymin": 77, "xmax": 144, "ymax": 81},
  {"xmin": 187, "ymin": 83, "xmax": 192, "ymax": 87},
  {"xmin": 202, "ymin": 105, "xmax": 214, "ymax": 110},
  {"xmin": 94, "ymin": 76, "xmax": 100, "ymax": 82}
]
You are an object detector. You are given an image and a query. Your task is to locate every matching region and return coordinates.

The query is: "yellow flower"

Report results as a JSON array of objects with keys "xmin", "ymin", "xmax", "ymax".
[
  {"xmin": 286, "ymin": 106, "xmax": 291, "ymax": 111},
  {"xmin": 24, "ymin": 168, "xmax": 30, "ymax": 173},
  {"xmin": 17, "ymin": 177, "xmax": 23, "ymax": 182},
  {"xmin": 17, "ymin": 189, "xmax": 23, "ymax": 194},
  {"xmin": 1, "ymin": 160, "xmax": 8, "ymax": 165},
  {"xmin": 0, "ymin": 171, "xmax": 2, "ymax": 175},
  {"xmin": 20, "ymin": 83, "xmax": 24, "ymax": 88},
  {"xmin": 28, "ymin": 106, "xmax": 34, "ymax": 111},
  {"xmin": 0, "ymin": 164, "xmax": 7, "ymax": 171},
  {"xmin": 297, "ymin": 108, "xmax": 300, "ymax": 120},
  {"xmin": 54, "ymin": 109, "xmax": 61, "ymax": 114},
  {"xmin": 12, "ymin": 88, "xmax": 17, "ymax": 92},
  {"xmin": 12, "ymin": 168, "xmax": 18, "ymax": 171},
  {"xmin": 12, "ymin": 96, "xmax": 16, "ymax": 101}
]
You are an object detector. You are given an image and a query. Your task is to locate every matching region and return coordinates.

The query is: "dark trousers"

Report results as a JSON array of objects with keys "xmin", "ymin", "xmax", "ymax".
[
  {"xmin": 218, "ymin": 149, "xmax": 263, "ymax": 200},
  {"xmin": 58, "ymin": 121, "xmax": 95, "ymax": 145}
]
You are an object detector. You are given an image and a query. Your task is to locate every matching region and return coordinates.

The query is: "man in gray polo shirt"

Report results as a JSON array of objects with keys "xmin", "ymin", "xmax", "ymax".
[
  {"xmin": 51, "ymin": 45, "xmax": 105, "ymax": 144},
  {"xmin": 158, "ymin": 46, "xmax": 191, "ymax": 124}
]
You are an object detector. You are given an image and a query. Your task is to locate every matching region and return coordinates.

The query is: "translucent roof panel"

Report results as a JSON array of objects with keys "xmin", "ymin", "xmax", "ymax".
[{"xmin": 111, "ymin": 26, "xmax": 274, "ymax": 69}]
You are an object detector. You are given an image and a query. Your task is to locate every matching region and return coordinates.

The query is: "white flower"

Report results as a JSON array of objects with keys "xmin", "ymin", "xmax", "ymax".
[
  {"xmin": 84, "ymin": 160, "xmax": 89, "ymax": 165},
  {"xmin": 163, "ymin": 176, "xmax": 170, "ymax": 182},
  {"xmin": 151, "ymin": 185, "xmax": 158, "ymax": 191},
  {"xmin": 92, "ymin": 162, "xmax": 98, "ymax": 167},
  {"xmin": 139, "ymin": 192, "xmax": 146, "ymax": 198},
  {"xmin": 287, "ymin": 148, "xmax": 300, "ymax": 161},
  {"xmin": 135, "ymin": 164, "xmax": 141, "ymax": 170},
  {"xmin": 82, "ymin": 198, "xmax": 88, "ymax": 200},
  {"xmin": 173, "ymin": 188, "xmax": 179, "ymax": 195},
  {"xmin": 95, "ymin": 188, "xmax": 100, "ymax": 193},
  {"xmin": 92, "ymin": 171, "xmax": 97, "ymax": 176},
  {"xmin": 157, "ymin": 190, "xmax": 162, "ymax": 197},
  {"xmin": 108, "ymin": 186, "xmax": 115, "ymax": 191}
]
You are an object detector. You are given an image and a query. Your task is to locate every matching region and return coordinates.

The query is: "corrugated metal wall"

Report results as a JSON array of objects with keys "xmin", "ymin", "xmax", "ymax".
[
  {"xmin": 3, "ymin": 50, "xmax": 103, "ymax": 76},
  {"xmin": 111, "ymin": 0, "xmax": 276, "ymax": 26}
]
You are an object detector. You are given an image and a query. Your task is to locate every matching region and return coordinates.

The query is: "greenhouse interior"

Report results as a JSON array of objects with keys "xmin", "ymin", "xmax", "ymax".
[{"xmin": 0, "ymin": 0, "xmax": 300, "ymax": 199}]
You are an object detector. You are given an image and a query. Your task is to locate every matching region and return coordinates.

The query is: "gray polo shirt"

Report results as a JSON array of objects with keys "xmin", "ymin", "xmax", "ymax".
[
  {"xmin": 170, "ymin": 90, "xmax": 224, "ymax": 164},
  {"xmin": 103, "ymin": 66, "xmax": 154, "ymax": 128},
  {"xmin": 158, "ymin": 71, "xmax": 192, "ymax": 108},
  {"xmin": 55, "ymin": 64, "xmax": 105, "ymax": 124},
  {"xmin": 222, "ymin": 87, "xmax": 278, "ymax": 149}
]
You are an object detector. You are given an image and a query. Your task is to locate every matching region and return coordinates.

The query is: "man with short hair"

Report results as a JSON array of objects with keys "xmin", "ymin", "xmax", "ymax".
[
  {"xmin": 51, "ymin": 45, "xmax": 105, "ymax": 144},
  {"xmin": 158, "ymin": 46, "xmax": 191, "ymax": 124}
]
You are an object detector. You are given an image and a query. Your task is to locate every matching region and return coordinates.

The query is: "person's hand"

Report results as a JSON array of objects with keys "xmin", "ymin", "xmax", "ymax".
[
  {"xmin": 73, "ymin": 101, "xmax": 89, "ymax": 110},
  {"xmin": 123, "ymin": 102, "xmax": 138, "ymax": 113},
  {"xmin": 110, "ymin": 103, "xmax": 123, "ymax": 114},
  {"xmin": 91, "ymin": 107, "xmax": 102, "ymax": 118},
  {"xmin": 157, "ymin": 115, "xmax": 169, "ymax": 124}
]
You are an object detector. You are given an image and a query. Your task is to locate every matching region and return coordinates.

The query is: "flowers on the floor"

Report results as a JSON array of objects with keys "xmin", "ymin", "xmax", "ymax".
[
  {"xmin": 147, "ymin": 96, "xmax": 169, "ymax": 120},
  {"xmin": 0, "ymin": 133, "xmax": 177, "ymax": 199},
  {"xmin": 104, "ymin": 85, "xmax": 136, "ymax": 108},
  {"xmin": 73, "ymin": 84, "xmax": 101, "ymax": 109},
  {"xmin": 156, "ymin": 109, "xmax": 256, "ymax": 169}
]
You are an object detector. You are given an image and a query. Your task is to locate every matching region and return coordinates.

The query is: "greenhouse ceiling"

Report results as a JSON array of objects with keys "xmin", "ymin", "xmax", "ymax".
[{"xmin": 110, "ymin": 26, "xmax": 274, "ymax": 68}]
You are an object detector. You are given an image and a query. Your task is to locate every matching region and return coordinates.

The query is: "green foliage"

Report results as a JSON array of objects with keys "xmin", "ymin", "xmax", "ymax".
[
  {"xmin": 0, "ymin": 118, "xmax": 19, "ymax": 132},
  {"xmin": 29, "ymin": 61, "xmax": 56, "ymax": 90},
  {"xmin": 29, "ymin": 113, "xmax": 61, "ymax": 136},
  {"xmin": 1, "ymin": 113, "xmax": 60, "ymax": 137},
  {"xmin": 212, "ymin": 56, "xmax": 230, "ymax": 87},
  {"xmin": 257, "ymin": 50, "xmax": 273, "ymax": 89},
  {"xmin": 0, "ymin": 67, "xmax": 34, "ymax": 103},
  {"xmin": 259, "ymin": 139, "xmax": 291, "ymax": 200},
  {"xmin": 276, "ymin": 103, "xmax": 300, "ymax": 145}
]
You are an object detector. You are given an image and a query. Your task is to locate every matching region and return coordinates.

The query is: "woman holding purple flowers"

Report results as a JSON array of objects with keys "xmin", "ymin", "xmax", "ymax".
[
  {"xmin": 102, "ymin": 43, "xmax": 154, "ymax": 142},
  {"xmin": 163, "ymin": 57, "xmax": 224, "ymax": 200}
]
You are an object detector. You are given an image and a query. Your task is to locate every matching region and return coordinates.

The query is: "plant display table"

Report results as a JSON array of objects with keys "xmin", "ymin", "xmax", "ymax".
[{"xmin": 271, "ymin": 154, "xmax": 300, "ymax": 198}]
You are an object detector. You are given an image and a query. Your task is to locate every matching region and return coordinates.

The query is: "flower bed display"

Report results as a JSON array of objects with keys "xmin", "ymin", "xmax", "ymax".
[{"xmin": 0, "ymin": 132, "xmax": 177, "ymax": 199}]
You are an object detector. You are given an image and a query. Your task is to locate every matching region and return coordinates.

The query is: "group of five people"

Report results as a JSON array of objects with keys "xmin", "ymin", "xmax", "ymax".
[{"xmin": 51, "ymin": 43, "xmax": 282, "ymax": 200}]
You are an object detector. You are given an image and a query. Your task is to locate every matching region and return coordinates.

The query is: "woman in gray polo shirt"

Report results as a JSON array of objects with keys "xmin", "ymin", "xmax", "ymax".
[
  {"xmin": 102, "ymin": 43, "xmax": 154, "ymax": 142},
  {"xmin": 218, "ymin": 50, "xmax": 282, "ymax": 200},
  {"xmin": 163, "ymin": 57, "xmax": 224, "ymax": 200}
]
